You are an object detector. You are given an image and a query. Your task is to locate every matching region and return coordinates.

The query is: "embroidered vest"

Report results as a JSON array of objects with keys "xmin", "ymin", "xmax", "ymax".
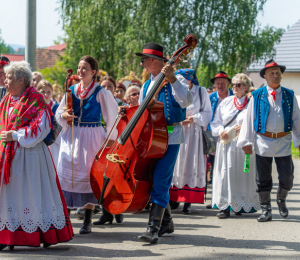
[
  {"xmin": 252, "ymin": 86, "xmax": 294, "ymax": 133},
  {"xmin": 142, "ymin": 79, "xmax": 186, "ymax": 124},
  {"xmin": 71, "ymin": 84, "xmax": 103, "ymax": 127}
]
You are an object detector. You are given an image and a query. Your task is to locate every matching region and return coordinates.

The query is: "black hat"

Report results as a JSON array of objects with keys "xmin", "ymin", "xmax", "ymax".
[
  {"xmin": 259, "ymin": 59, "xmax": 286, "ymax": 78},
  {"xmin": 136, "ymin": 42, "xmax": 168, "ymax": 62},
  {"xmin": 0, "ymin": 56, "xmax": 10, "ymax": 66},
  {"xmin": 210, "ymin": 71, "xmax": 231, "ymax": 84}
]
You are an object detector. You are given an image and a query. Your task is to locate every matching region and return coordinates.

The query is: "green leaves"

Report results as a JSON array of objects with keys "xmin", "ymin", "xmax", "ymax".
[{"xmin": 57, "ymin": 0, "xmax": 283, "ymax": 87}]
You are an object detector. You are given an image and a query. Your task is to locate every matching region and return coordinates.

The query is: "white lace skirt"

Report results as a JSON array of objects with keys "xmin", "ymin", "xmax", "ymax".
[
  {"xmin": 212, "ymin": 138, "xmax": 260, "ymax": 212},
  {"xmin": 0, "ymin": 142, "xmax": 66, "ymax": 233}
]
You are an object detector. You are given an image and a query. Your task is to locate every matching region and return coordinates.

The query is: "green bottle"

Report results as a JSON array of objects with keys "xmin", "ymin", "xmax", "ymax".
[{"xmin": 244, "ymin": 154, "xmax": 250, "ymax": 173}]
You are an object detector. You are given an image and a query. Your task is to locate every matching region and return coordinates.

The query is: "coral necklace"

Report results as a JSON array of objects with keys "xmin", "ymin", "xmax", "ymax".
[
  {"xmin": 77, "ymin": 80, "xmax": 95, "ymax": 99},
  {"xmin": 234, "ymin": 96, "xmax": 248, "ymax": 111}
]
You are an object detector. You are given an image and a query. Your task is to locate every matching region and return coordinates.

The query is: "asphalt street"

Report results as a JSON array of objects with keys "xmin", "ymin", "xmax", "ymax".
[{"xmin": 1, "ymin": 159, "xmax": 300, "ymax": 260}]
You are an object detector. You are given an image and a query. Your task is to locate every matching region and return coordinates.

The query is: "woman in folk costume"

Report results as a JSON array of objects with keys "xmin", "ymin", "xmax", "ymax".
[
  {"xmin": 0, "ymin": 61, "xmax": 73, "ymax": 250},
  {"xmin": 56, "ymin": 55, "xmax": 118, "ymax": 234},
  {"xmin": 170, "ymin": 69, "xmax": 212, "ymax": 214},
  {"xmin": 210, "ymin": 73, "xmax": 260, "ymax": 218}
]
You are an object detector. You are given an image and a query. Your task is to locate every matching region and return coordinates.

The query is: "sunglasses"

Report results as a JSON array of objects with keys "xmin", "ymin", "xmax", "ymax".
[
  {"xmin": 231, "ymin": 83, "xmax": 242, "ymax": 88},
  {"xmin": 141, "ymin": 57, "xmax": 150, "ymax": 63},
  {"xmin": 130, "ymin": 92, "xmax": 140, "ymax": 97}
]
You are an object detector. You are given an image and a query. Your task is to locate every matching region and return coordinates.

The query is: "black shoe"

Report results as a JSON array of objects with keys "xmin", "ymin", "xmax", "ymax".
[
  {"xmin": 93, "ymin": 205, "xmax": 101, "ymax": 215},
  {"xmin": 67, "ymin": 209, "xmax": 71, "ymax": 217},
  {"xmin": 9, "ymin": 246, "xmax": 14, "ymax": 250},
  {"xmin": 182, "ymin": 203, "xmax": 191, "ymax": 215},
  {"xmin": 159, "ymin": 203, "xmax": 174, "ymax": 237},
  {"xmin": 138, "ymin": 203, "xmax": 165, "ymax": 244},
  {"xmin": 79, "ymin": 209, "xmax": 92, "ymax": 234},
  {"xmin": 207, "ymin": 179, "xmax": 212, "ymax": 185},
  {"xmin": 138, "ymin": 227, "xmax": 159, "ymax": 244},
  {"xmin": 169, "ymin": 201, "xmax": 180, "ymax": 210},
  {"xmin": 115, "ymin": 214, "xmax": 124, "ymax": 224},
  {"xmin": 43, "ymin": 243, "xmax": 52, "ymax": 248},
  {"xmin": 93, "ymin": 207, "xmax": 113, "ymax": 225},
  {"xmin": 75, "ymin": 208, "xmax": 85, "ymax": 220},
  {"xmin": 235, "ymin": 212, "xmax": 242, "ymax": 216},
  {"xmin": 277, "ymin": 187, "xmax": 289, "ymax": 218},
  {"xmin": 216, "ymin": 209, "xmax": 230, "ymax": 218},
  {"xmin": 0, "ymin": 244, "xmax": 7, "ymax": 251},
  {"xmin": 257, "ymin": 191, "xmax": 272, "ymax": 222},
  {"xmin": 206, "ymin": 204, "xmax": 212, "ymax": 209}
]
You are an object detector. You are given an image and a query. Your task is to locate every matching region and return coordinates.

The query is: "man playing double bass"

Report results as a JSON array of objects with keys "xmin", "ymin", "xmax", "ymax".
[{"xmin": 124, "ymin": 42, "xmax": 192, "ymax": 243}]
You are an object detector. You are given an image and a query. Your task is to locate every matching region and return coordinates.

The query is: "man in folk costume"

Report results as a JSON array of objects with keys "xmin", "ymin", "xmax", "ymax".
[
  {"xmin": 133, "ymin": 43, "xmax": 192, "ymax": 243},
  {"xmin": 238, "ymin": 59, "xmax": 300, "ymax": 222},
  {"xmin": 206, "ymin": 71, "xmax": 233, "ymax": 208},
  {"xmin": 0, "ymin": 56, "xmax": 10, "ymax": 99}
]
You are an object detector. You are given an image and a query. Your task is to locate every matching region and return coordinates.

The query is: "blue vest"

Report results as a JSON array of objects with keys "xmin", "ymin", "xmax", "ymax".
[
  {"xmin": 44, "ymin": 103, "xmax": 60, "ymax": 143},
  {"xmin": 252, "ymin": 86, "xmax": 294, "ymax": 133},
  {"xmin": 71, "ymin": 84, "xmax": 103, "ymax": 127},
  {"xmin": 142, "ymin": 79, "xmax": 186, "ymax": 124}
]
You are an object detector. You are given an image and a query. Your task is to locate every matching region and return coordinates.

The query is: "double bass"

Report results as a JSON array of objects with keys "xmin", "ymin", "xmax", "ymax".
[{"xmin": 90, "ymin": 34, "xmax": 198, "ymax": 215}]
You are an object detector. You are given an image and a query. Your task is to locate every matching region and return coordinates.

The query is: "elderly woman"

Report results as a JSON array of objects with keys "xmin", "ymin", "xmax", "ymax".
[
  {"xmin": 0, "ymin": 61, "xmax": 73, "ymax": 250},
  {"xmin": 210, "ymin": 73, "xmax": 260, "ymax": 218},
  {"xmin": 170, "ymin": 69, "xmax": 212, "ymax": 215},
  {"xmin": 125, "ymin": 84, "xmax": 140, "ymax": 107}
]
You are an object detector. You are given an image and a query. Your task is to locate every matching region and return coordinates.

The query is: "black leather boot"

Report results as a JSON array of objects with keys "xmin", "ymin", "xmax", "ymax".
[
  {"xmin": 277, "ymin": 187, "xmax": 289, "ymax": 218},
  {"xmin": 257, "ymin": 191, "xmax": 272, "ymax": 222},
  {"xmin": 67, "ymin": 209, "xmax": 71, "ymax": 217},
  {"xmin": 182, "ymin": 203, "xmax": 191, "ymax": 215},
  {"xmin": 79, "ymin": 209, "xmax": 92, "ymax": 234},
  {"xmin": 93, "ymin": 205, "xmax": 101, "ymax": 215},
  {"xmin": 75, "ymin": 208, "xmax": 85, "ymax": 220},
  {"xmin": 138, "ymin": 203, "xmax": 165, "ymax": 244},
  {"xmin": 0, "ymin": 244, "xmax": 7, "ymax": 251},
  {"xmin": 115, "ymin": 214, "xmax": 124, "ymax": 223},
  {"xmin": 216, "ymin": 209, "xmax": 230, "ymax": 218},
  {"xmin": 93, "ymin": 207, "xmax": 113, "ymax": 225},
  {"xmin": 159, "ymin": 203, "xmax": 174, "ymax": 237}
]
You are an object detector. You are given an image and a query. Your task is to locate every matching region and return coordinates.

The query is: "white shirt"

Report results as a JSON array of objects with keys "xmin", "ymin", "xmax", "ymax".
[
  {"xmin": 139, "ymin": 73, "xmax": 192, "ymax": 144},
  {"xmin": 237, "ymin": 85, "xmax": 300, "ymax": 157}
]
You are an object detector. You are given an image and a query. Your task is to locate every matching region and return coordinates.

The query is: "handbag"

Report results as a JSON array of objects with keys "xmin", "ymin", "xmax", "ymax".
[
  {"xmin": 199, "ymin": 87, "xmax": 216, "ymax": 154},
  {"xmin": 44, "ymin": 115, "xmax": 62, "ymax": 146}
]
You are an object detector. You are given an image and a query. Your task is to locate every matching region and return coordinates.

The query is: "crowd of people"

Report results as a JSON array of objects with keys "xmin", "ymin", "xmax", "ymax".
[{"xmin": 0, "ymin": 41, "xmax": 299, "ymax": 249}]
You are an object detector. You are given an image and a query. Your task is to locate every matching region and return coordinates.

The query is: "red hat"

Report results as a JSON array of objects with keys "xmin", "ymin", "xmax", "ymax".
[
  {"xmin": 136, "ymin": 42, "xmax": 168, "ymax": 62},
  {"xmin": 210, "ymin": 71, "xmax": 231, "ymax": 84},
  {"xmin": 0, "ymin": 56, "xmax": 10, "ymax": 66},
  {"xmin": 260, "ymin": 59, "xmax": 286, "ymax": 78}
]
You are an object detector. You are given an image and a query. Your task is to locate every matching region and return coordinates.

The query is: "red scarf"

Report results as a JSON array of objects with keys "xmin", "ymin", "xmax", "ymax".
[{"xmin": 0, "ymin": 86, "xmax": 53, "ymax": 185}]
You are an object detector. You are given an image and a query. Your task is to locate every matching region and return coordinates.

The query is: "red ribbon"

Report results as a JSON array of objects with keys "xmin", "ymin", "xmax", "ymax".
[
  {"xmin": 142, "ymin": 49, "xmax": 164, "ymax": 57},
  {"xmin": 214, "ymin": 73, "xmax": 229, "ymax": 79},
  {"xmin": 265, "ymin": 62, "xmax": 279, "ymax": 68},
  {"xmin": 0, "ymin": 61, "xmax": 9, "ymax": 66},
  {"xmin": 271, "ymin": 90, "xmax": 276, "ymax": 101}
]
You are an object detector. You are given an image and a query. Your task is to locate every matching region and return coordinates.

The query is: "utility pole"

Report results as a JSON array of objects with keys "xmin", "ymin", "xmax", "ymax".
[{"xmin": 25, "ymin": 0, "xmax": 36, "ymax": 71}]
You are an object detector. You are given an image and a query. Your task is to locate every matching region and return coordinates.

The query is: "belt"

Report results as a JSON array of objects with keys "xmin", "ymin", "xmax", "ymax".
[
  {"xmin": 74, "ymin": 121, "xmax": 101, "ymax": 127},
  {"xmin": 167, "ymin": 123, "xmax": 181, "ymax": 127},
  {"xmin": 258, "ymin": 131, "xmax": 290, "ymax": 139}
]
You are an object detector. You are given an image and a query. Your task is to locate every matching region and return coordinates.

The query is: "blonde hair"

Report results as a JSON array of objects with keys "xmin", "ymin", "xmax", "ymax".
[
  {"xmin": 125, "ymin": 85, "xmax": 140, "ymax": 102},
  {"xmin": 37, "ymin": 79, "xmax": 53, "ymax": 91},
  {"xmin": 232, "ymin": 73, "xmax": 252, "ymax": 94},
  {"xmin": 32, "ymin": 71, "xmax": 44, "ymax": 79}
]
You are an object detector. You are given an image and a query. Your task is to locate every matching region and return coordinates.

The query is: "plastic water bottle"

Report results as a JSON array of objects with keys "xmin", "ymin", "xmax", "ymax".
[{"xmin": 244, "ymin": 154, "xmax": 250, "ymax": 173}]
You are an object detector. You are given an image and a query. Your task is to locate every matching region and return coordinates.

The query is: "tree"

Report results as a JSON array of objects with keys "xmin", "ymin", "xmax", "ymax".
[
  {"xmin": 0, "ymin": 30, "xmax": 11, "ymax": 54},
  {"xmin": 58, "ymin": 0, "xmax": 284, "ymax": 85}
]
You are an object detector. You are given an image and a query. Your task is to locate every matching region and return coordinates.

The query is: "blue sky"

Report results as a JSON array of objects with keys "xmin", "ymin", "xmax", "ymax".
[{"xmin": 0, "ymin": 0, "xmax": 299, "ymax": 48}]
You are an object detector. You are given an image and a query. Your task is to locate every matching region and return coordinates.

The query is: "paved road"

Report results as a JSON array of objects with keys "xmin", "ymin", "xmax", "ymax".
[{"xmin": 2, "ymin": 159, "xmax": 300, "ymax": 259}]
